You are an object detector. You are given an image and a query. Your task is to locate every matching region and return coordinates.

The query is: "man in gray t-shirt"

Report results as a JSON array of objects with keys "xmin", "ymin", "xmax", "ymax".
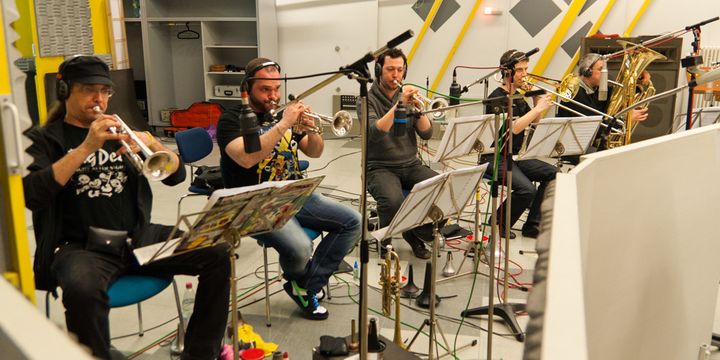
[{"xmin": 363, "ymin": 48, "xmax": 438, "ymax": 259}]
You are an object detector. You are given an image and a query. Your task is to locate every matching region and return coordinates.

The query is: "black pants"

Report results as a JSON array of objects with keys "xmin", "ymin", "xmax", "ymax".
[
  {"xmin": 482, "ymin": 156, "xmax": 557, "ymax": 230},
  {"xmin": 367, "ymin": 162, "xmax": 443, "ymax": 245},
  {"xmin": 51, "ymin": 224, "xmax": 230, "ymax": 360}
]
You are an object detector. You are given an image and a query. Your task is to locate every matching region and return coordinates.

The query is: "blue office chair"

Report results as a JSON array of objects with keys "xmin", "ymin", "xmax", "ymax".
[
  {"xmin": 175, "ymin": 128, "xmax": 215, "ymax": 219},
  {"xmin": 46, "ymin": 275, "xmax": 183, "ymax": 337}
]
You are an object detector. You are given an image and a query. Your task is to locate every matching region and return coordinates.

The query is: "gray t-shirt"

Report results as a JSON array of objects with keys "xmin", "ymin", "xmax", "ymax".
[{"xmin": 360, "ymin": 82, "xmax": 433, "ymax": 168}]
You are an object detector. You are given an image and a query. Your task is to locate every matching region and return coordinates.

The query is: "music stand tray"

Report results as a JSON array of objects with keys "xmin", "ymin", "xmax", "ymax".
[
  {"xmin": 432, "ymin": 114, "xmax": 496, "ymax": 163},
  {"xmin": 517, "ymin": 116, "xmax": 602, "ymax": 160}
]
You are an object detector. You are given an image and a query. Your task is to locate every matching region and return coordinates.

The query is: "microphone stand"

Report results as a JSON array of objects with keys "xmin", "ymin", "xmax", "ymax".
[{"xmin": 336, "ymin": 30, "xmax": 414, "ymax": 360}]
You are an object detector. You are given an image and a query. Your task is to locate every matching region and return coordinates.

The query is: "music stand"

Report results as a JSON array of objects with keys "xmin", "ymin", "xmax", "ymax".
[
  {"xmin": 133, "ymin": 177, "xmax": 322, "ymax": 360},
  {"xmin": 431, "ymin": 113, "xmax": 499, "ymax": 286},
  {"xmin": 673, "ymin": 106, "xmax": 720, "ymax": 132},
  {"xmin": 372, "ymin": 165, "xmax": 487, "ymax": 359},
  {"xmin": 431, "ymin": 114, "xmax": 496, "ymax": 163},
  {"xmin": 517, "ymin": 116, "xmax": 602, "ymax": 162}
]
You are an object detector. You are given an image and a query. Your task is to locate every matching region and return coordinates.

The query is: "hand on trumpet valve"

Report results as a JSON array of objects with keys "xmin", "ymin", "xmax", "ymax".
[
  {"xmin": 401, "ymin": 86, "xmax": 423, "ymax": 110},
  {"xmin": 279, "ymin": 101, "xmax": 306, "ymax": 131},
  {"xmin": 296, "ymin": 107, "xmax": 319, "ymax": 134},
  {"xmin": 88, "ymin": 109, "xmax": 128, "ymax": 153}
]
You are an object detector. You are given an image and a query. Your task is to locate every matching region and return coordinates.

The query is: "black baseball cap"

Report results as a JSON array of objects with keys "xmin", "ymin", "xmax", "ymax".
[{"xmin": 57, "ymin": 56, "xmax": 114, "ymax": 87}]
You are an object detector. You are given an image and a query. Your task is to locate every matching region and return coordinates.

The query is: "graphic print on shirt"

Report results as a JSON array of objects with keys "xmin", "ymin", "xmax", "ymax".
[
  {"xmin": 257, "ymin": 127, "xmax": 301, "ymax": 183},
  {"xmin": 71, "ymin": 147, "xmax": 128, "ymax": 198}
]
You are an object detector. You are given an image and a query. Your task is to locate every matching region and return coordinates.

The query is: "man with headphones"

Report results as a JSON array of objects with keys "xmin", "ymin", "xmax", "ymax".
[
  {"xmin": 557, "ymin": 53, "xmax": 648, "ymax": 129},
  {"xmin": 363, "ymin": 48, "xmax": 438, "ymax": 259},
  {"xmin": 23, "ymin": 56, "xmax": 231, "ymax": 359},
  {"xmin": 217, "ymin": 57, "xmax": 361, "ymax": 321},
  {"xmin": 481, "ymin": 49, "xmax": 557, "ymax": 239}
]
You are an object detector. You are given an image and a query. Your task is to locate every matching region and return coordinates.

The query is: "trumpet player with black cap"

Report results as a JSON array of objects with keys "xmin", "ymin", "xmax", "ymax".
[
  {"xmin": 481, "ymin": 49, "xmax": 557, "ymax": 239},
  {"xmin": 363, "ymin": 48, "xmax": 440, "ymax": 259},
  {"xmin": 216, "ymin": 57, "xmax": 361, "ymax": 321},
  {"xmin": 23, "ymin": 55, "xmax": 231, "ymax": 360}
]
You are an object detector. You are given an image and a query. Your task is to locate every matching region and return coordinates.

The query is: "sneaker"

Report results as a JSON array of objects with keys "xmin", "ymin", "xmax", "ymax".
[{"xmin": 283, "ymin": 281, "xmax": 329, "ymax": 320}]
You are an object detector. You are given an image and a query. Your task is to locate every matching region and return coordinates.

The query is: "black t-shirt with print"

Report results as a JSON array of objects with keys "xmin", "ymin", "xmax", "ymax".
[
  {"xmin": 485, "ymin": 87, "xmax": 532, "ymax": 154},
  {"xmin": 216, "ymin": 106, "xmax": 306, "ymax": 188},
  {"xmin": 60, "ymin": 123, "xmax": 138, "ymax": 243}
]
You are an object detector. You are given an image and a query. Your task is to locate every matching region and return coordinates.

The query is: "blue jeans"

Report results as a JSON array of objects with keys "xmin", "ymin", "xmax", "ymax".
[{"xmin": 254, "ymin": 192, "xmax": 361, "ymax": 292}]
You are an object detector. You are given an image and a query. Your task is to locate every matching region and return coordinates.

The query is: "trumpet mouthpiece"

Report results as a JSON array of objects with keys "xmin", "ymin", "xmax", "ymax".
[{"xmin": 92, "ymin": 105, "xmax": 102, "ymax": 114}]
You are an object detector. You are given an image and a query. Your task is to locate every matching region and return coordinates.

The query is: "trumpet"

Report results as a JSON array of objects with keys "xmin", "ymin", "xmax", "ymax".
[
  {"xmin": 379, "ymin": 245, "xmax": 404, "ymax": 349},
  {"xmin": 93, "ymin": 106, "xmax": 178, "ymax": 181},
  {"xmin": 393, "ymin": 80, "xmax": 448, "ymax": 121},
  {"xmin": 268, "ymin": 101, "xmax": 353, "ymax": 137}
]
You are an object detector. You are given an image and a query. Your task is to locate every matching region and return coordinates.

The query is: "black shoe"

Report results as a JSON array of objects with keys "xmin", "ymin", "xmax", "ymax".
[
  {"xmin": 283, "ymin": 281, "xmax": 329, "ymax": 320},
  {"xmin": 402, "ymin": 232, "xmax": 432, "ymax": 259},
  {"xmin": 499, "ymin": 229, "xmax": 516, "ymax": 239},
  {"xmin": 521, "ymin": 225, "xmax": 540, "ymax": 238},
  {"xmin": 410, "ymin": 244, "xmax": 431, "ymax": 259}
]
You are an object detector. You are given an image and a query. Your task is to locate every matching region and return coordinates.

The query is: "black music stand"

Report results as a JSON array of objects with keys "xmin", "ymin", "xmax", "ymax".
[
  {"xmin": 371, "ymin": 165, "xmax": 487, "ymax": 359},
  {"xmin": 134, "ymin": 177, "xmax": 322, "ymax": 360}
]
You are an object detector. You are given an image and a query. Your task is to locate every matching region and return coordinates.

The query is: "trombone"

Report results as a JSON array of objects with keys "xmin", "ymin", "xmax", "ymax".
[
  {"xmin": 268, "ymin": 101, "xmax": 353, "ymax": 137},
  {"xmin": 393, "ymin": 80, "xmax": 448, "ymax": 121},
  {"xmin": 93, "ymin": 106, "xmax": 178, "ymax": 181}
]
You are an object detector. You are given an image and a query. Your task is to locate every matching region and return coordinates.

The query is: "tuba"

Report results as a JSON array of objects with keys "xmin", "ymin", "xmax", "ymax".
[
  {"xmin": 379, "ymin": 245, "xmax": 404, "ymax": 349},
  {"xmin": 605, "ymin": 40, "xmax": 666, "ymax": 148}
]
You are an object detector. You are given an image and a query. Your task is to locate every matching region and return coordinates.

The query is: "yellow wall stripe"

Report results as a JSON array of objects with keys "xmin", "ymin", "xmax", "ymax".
[
  {"xmin": 407, "ymin": 0, "xmax": 443, "ymax": 64},
  {"xmin": 429, "ymin": 0, "xmax": 483, "ymax": 94},
  {"xmin": 563, "ymin": 0, "xmax": 617, "ymax": 77},
  {"xmin": 623, "ymin": 0, "xmax": 652, "ymax": 37},
  {"xmin": 531, "ymin": 0, "xmax": 586, "ymax": 76},
  {"xmin": 1, "ymin": 5, "xmax": 36, "ymax": 302}
]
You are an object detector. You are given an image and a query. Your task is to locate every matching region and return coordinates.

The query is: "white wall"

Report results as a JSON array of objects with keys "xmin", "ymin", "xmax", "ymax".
[{"xmin": 276, "ymin": 0, "xmax": 720, "ymax": 116}]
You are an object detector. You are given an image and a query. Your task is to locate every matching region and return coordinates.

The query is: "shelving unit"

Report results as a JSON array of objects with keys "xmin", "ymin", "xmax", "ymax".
[{"xmin": 122, "ymin": 0, "xmax": 277, "ymax": 129}]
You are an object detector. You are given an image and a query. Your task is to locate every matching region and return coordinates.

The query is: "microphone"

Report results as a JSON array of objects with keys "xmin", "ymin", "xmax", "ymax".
[
  {"xmin": 598, "ymin": 59, "xmax": 608, "ymax": 101},
  {"xmin": 238, "ymin": 92, "xmax": 261, "ymax": 153},
  {"xmin": 523, "ymin": 89, "xmax": 546, "ymax": 97},
  {"xmin": 524, "ymin": 47, "xmax": 540, "ymax": 59},
  {"xmin": 449, "ymin": 69, "xmax": 461, "ymax": 105},
  {"xmin": 393, "ymin": 101, "xmax": 408, "ymax": 137}
]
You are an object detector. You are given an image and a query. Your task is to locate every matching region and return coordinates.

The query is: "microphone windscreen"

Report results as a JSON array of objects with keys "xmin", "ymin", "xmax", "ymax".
[
  {"xmin": 393, "ymin": 103, "xmax": 407, "ymax": 137},
  {"xmin": 524, "ymin": 47, "xmax": 540, "ymax": 58},
  {"xmin": 598, "ymin": 64, "xmax": 608, "ymax": 101}
]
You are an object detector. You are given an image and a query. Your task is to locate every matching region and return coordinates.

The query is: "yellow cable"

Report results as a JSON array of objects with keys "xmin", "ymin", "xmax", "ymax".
[
  {"xmin": 429, "ymin": 0, "xmax": 483, "ymax": 95},
  {"xmin": 531, "ymin": 0, "xmax": 587, "ymax": 76},
  {"xmin": 624, "ymin": 0, "xmax": 653, "ymax": 37},
  {"xmin": 407, "ymin": 0, "xmax": 444, "ymax": 64},
  {"xmin": 563, "ymin": 0, "xmax": 617, "ymax": 76}
]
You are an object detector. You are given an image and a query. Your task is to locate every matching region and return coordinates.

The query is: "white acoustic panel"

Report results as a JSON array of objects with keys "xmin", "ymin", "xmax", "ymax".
[{"xmin": 35, "ymin": 0, "xmax": 93, "ymax": 56}]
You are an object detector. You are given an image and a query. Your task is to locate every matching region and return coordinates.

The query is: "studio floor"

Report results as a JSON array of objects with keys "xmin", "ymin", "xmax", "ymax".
[{"xmin": 25, "ymin": 135, "xmax": 720, "ymax": 360}]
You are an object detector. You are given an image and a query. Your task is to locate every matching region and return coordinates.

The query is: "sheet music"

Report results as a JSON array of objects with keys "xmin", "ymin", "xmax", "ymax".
[
  {"xmin": 674, "ymin": 107, "xmax": 720, "ymax": 132},
  {"xmin": 520, "ymin": 116, "xmax": 601, "ymax": 159},
  {"xmin": 432, "ymin": 114, "xmax": 495, "ymax": 162},
  {"xmin": 371, "ymin": 166, "xmax": 487, "ymax": 241}
]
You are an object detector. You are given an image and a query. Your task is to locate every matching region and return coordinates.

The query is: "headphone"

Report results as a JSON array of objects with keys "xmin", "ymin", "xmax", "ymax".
[
  {"xmin": 56, "ymin": 57, "xmax": 84, "ymax": 101},
  {"xmin": 579, "ymin": 53, "xmax": 602, "ymax": 77},
  {"xmin": 501, "ymin": 50, "xmax": 524, "ymax": 79},
  {"xmin": 374, "ymin": 50, "xmax": 407, "ymax": 80},
  {"xmin": 244, "ymin": 60, "xmax": 281, "ymax": 91}
]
